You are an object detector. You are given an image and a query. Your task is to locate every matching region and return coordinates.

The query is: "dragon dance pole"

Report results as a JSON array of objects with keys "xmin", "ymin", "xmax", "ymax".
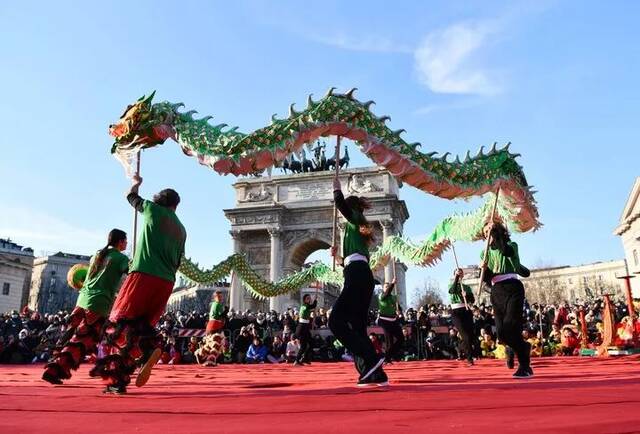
[
  {"xmin": 132, "ymin": 151, "xmax": 141, "ymax": 255},
  {"xmin": 451, "ymin": 243, "xmax": 469, "ymax": 310},
  {"xmin": 331, "ymin": 136, "xmax": 342, "ymax": 271},
  {"xmin": 476, "ymin": 187, "xmax": 501, "ymax": 300}
]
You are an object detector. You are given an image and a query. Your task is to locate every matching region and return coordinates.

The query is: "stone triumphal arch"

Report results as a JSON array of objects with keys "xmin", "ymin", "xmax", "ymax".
[{"xmin": 224, "ymin": 166, "xmax": 409, "ymax": 312}]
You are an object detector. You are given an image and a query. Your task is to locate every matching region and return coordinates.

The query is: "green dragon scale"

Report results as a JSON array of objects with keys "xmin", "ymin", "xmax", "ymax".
[
  {"xmin": 178, "ymin": 193, "xmax": 515, "ymax": 298},
  {"xmin": 110, "ymin": 88, "xmax": 540, "ymax": 232}
]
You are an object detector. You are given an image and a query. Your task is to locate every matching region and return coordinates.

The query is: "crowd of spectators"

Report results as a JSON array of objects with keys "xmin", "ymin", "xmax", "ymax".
[{"xmin": 1, "ymin": 297, "xmax": 637, "ymax": 366}]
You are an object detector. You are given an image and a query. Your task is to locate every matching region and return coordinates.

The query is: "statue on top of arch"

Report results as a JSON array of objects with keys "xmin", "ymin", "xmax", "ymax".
[{"xmin": 279, "ymin": 140, "xmax": 350, "ymax": 174}]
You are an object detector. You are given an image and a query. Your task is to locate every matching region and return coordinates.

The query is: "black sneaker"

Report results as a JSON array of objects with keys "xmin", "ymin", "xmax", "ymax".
[
  {"xmin": 465, "ymin": 359, "xmax": 474, "ymax": 367},
  {"xmin": 359, "ymin": 357, "xmax": 385, "ymax": 383},
  {"xmin": 42, "ymin": 370, "xmax": 63, "ymax": 385},
  {"xmin": 103, "ymin": 385, "xmax": 127, "ymax": 395},
  {"xmin": 357, "ymin": 368, "xmax": 389, "ymax": 388},
  {"xmin": 512, "ymin": 366, "xmax": 532, "ymax": 379}
]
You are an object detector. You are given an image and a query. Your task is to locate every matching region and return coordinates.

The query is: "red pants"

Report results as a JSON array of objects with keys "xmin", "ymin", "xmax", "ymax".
[
  {"xmin": 206, "ymin": 319, "xmax": 225, "ymax": 334},
  {"xmin": 45, "ymin": 306, "xmax": 105, "ymax": 380},
  {"xmin": 91, "ymin": 272, "xmax": 173, "ymax": 388},
  {"xmin": 109, "ymin": 272, "xmax": 174, "ymax": 326}
]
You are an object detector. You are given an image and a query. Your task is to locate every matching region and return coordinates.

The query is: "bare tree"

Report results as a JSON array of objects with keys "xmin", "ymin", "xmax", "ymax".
[
  {"xmin": 412, "ymin": 277, "xmax": 443, "ymax": 308},
  {"xmin": 524, "ymin": 269, "xmax": 566, "ymax": 305}
]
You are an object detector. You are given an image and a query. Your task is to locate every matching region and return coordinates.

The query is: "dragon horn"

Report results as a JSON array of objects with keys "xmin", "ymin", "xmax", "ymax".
[
  {"xmin": 325, "ymin": 87, "xmax": 337, "ymax": 98},
  {"xmin": 377, "ymin": 115, "xmax": 391, "ymax": 123},
  {"xmin": 440, "ymin": 152, "xmax": 451, "ymax": 162},
  {"xmin": 306, "ymin": 94, "xmax": 316, "ymax": 109},
  {"xmin": 476, "ymin": 145, "xmax": 485, "ymax": 158},
  {"xmin": 464, "ymin": 150, "xmax": 472, "ymax": 163},
  {"xmin": 288, "ymin": 103, "xmax": 299, "ymax": 118},
  {"xmin": 362, "ymin": 100, "xmax": 375, "ymax": 110},
  {"xmin": 489, "ymin": 142, "xmax": 498, "ymax": 155},
  {"xmin": 184, "ymin": 110, "xmax": 198, "ymax": 118},
  {"xmin": 503, "ymin": 142, "xmax": 511, "ymax": 152},
  {"xmin": 392, "ymin": 129, "xmax": 406, "ymax": 136},
  {"xmin": 345, "ymin": 87, "xmax": 358, "ymax": 99},
  {"xmin": 271, "ymin": 113, "xmax": 279, "ymax": 124}
]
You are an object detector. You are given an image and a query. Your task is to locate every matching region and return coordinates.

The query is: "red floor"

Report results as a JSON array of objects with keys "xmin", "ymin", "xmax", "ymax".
[{"xmin": 1, "ymin": 356, "xmax": 639, "ymax": 433}]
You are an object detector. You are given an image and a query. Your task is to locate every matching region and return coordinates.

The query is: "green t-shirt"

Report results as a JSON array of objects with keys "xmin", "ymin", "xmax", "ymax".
[
  {"xmin": 343, "ymin": 221, "xmax": 369, "ymax": 259},
  {"xmin": 130, "ymin": 199, "xmax": 186, "ymax": 282},
  {"xmin": 76, "ymin": 249, "xmax": 129, "ymax": 316},
  {"xmin": 482, "ymin": 241, "xmax": 521, "ymax": 275},
  {"xmin": 448, "ymin": 281, "xmax": 475, "ymax": 305},
  {"xmin": 299, "ymin": 300, "xmax": 317, "ymax": 321},
  {"xmin": 209, "ymin": 301, "xmax": 225, "ymax": 320},
  {"xmin": 378, "ymin": 293, "xmax": 397, "ymax": 317}
]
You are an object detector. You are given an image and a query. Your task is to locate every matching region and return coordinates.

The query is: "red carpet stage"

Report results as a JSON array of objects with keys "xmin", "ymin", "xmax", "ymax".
[{"xmin": 1, "ymin": 357, "xmax": 639, "ymax": 433}]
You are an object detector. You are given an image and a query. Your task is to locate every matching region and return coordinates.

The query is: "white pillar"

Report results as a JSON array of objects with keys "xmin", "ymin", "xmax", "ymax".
[
  {"xmin": 268, "ymin": 227, "xmax": 283, "ymax": 312},
  {"xmin": 229, "ymin": 230, "xmax": 243, "ymax": 311}
]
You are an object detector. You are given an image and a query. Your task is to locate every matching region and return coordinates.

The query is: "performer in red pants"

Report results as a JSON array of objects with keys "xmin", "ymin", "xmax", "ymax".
[{"xmin": 90, "ymin": 174, "xmax": 186, "ymax": 394}]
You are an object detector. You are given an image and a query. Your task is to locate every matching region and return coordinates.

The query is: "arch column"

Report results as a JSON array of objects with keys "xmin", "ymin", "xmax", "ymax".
[
  {"xmin": 381, "ymin": 220, "xmax": 395, "ymax": 283},
  {"xmin": 268, "ymin": 227, "xmax": 284, "ymax": 312},
  {"xmin": 229, "ymin": 230, "xmax": 243, "ymax": 311}
]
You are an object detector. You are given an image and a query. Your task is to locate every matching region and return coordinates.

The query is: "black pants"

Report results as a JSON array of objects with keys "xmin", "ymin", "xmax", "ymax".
[
  {"xmin": 490, "ymin": 279, "xmax": 530, "ymax": 368},
  {"xmin": 451, "ymin": 307, "xmax": 475, "ymax": 362},
  {"xmin": 329, "ymin": 261, "xmax": 378, "ymax": 376},
  {"xmin": 377, "ymin": 317, "xmax": 404, "ymax": 361},
  {"xmin": 295, "ymin": 323, "xmax": 312, "ymax": 363}
]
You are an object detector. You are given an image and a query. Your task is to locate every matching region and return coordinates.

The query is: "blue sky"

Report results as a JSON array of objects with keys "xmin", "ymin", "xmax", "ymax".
[{"xmin": 1, "ymin": 1, "xmax": 638, "ymax": 305}]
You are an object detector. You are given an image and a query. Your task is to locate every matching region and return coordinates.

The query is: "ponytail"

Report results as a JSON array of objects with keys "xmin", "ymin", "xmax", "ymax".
[
  {"xmin": 345, "ymin": 195, "xmax": 375, "ymax": 245},
  {"xmin": 88, "ymin": 229, "xmax": 127, "ymax": 279}
]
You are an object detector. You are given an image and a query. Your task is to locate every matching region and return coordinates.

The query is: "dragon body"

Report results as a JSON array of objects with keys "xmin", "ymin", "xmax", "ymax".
[
  {"xmin": 111, "ymin": 88, "xmax": 539, "ymax": 232},
  {"xmin": 110, "ymin": 88, "xmax": 540, "ymax": 297}
]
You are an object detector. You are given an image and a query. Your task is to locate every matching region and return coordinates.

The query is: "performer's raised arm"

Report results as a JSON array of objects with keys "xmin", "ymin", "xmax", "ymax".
[{"xmin": 126, "ymin": 174, "xmax": 144, "ymax": 212}]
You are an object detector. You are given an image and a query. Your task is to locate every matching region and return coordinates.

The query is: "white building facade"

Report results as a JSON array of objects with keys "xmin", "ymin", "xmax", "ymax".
[{"xmin": 614, "ymin": 177, "xmax": 640, "ymax": 297}]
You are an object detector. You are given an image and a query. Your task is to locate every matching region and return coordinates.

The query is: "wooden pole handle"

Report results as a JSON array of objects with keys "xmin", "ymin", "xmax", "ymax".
[
  {"xmin": 331, "ymin": 136, "xmax": 342, "ymax": 271},
  {"xmin": 132, "ymin": 152, "xmax": 141, "ymax": 255}
]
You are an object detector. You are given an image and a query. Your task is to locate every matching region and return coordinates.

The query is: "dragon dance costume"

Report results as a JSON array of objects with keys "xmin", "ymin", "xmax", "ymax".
[
  {"xmin": 328, "ymin": 188, "xmax": 387, "ymax": 386},
  {"xmin": 377, "ymin": 284, "xmax": 404, "ymax": 362},
  {"xmin": 90, "ymin": 192, "xmax": 186, "ymax": 392},
  {"xmin": 42, "ymin": 248, "xmax": 129, "ymax": 384},
  {"xmin": 448, "ymin": 278, "xmax": 476, "ymax": 364},
  {"xmin": 482, "ymin": 239, "xmax": 533, "ymax": 378},
  {"xmin": 295, "ymin": 298, "xmax": 317, "ymax": 364}
]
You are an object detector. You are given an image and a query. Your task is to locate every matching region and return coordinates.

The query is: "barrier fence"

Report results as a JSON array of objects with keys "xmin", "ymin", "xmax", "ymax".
[{"xmin": 175, "ymin": 323, "xmax": 453, "ymax": 360}]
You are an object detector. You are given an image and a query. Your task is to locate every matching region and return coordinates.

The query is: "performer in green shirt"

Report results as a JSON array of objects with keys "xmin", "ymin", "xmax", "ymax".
[
  {"xmin": 480, "ymin": 221, "xmax": 532, "ymax": 378},
  {"xmin": 329, "ymin": 177, "xmax": 387, "ymax": 388},
  {"xmin": 377, "ymin": 280, "xmax": 404, "ymax": 363},
  {"xmin": 90, "ymin": 174, "xmax": 186, "ymax": 394},
  {"xmin": 206, "ymin": 290, "xmax": 228, "ymax": 334},
  {"xmin": 43, "ymin": 229, "xmax": 129, "ymax": 385},
  {"xmin": 448, "ymin": 268, "xmax": 476, "ymax": 366},
  {"xmin": 294, "ymin": 294, "xmax": 317, "ymax": 365}
]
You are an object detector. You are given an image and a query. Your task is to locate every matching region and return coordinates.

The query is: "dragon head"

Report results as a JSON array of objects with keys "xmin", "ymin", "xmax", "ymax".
[{"xmin": 109, "ymin": 91, "xmax": 175, "ymax": 153}]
